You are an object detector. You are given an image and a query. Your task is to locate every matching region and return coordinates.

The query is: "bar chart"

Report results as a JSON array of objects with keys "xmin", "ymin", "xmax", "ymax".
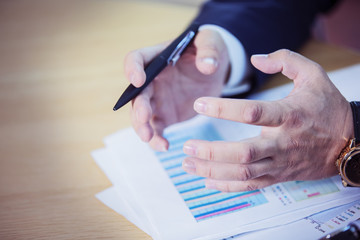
[{"xmin": 156, "ymin": 122, "xmax": 268, "ymax": 221}]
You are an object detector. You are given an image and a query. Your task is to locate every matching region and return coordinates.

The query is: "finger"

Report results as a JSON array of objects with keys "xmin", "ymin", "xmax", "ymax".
[
  {"xmin": 148, "ymin": 134, "xmax": 169, "ymax": 152},
  {"xmin": 131, "ymin": 100, "xmax": 169, "ymax": 151},
  {"xmin": 183, "ymin": 157, "xmax": 273, "ymax": 181},
  {"xmin": 130, "ymin": 85, "xmax": 154, "ymax": 142},
  {"xmin": 183, "ymin": 137, "xmax": 276, "ymax": 163},
  {"xmin": 124, "ymin": 43, "xmax": 167, "ymax": 87},
  {"xmin": 251, "ymin": 49, "xmax": 325, "ymax": 85},
  {"xmin": 148, "ymin": 117, "xmax": 169, "ymax": 152},
  {"xmin": 131, "ymin": 84, "xmax": 154, "ymax": 123},
  {"xmin": 194, "ymin": 29, "xmax": 225, "ymax": 75},
  {"xmin": 194, "ymin": 97, "xmax": 286, "ymax": 126},
  {"xmin": 205, "ymin": 175, "xmax": 277, "ymax": 192},
  {"xmin": 130, "ymin": 108, "xmax": 153, "ymax": 142}
]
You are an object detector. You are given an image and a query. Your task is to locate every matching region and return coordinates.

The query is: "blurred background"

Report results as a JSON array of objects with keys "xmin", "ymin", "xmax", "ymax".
[
  {"xmin": 0, "ymin": 0, "xmax": 358, "ymax": 239},
  {"xmin": 144, "ymin": 0, "xmax": 360, "ymax": 50},
  {"xmin": 143, "ymin": 0, "xmax": 204, "ymax": 6}
]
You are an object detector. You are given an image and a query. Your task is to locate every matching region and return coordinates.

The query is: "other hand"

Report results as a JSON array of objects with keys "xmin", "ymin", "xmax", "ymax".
[
  {"xmin": 125, "ymin": 29, "xmax": 230, "ymax": 151},
  {"xmin": 183, "ymin": 49, "xmax": 354, "ymax": 192}
]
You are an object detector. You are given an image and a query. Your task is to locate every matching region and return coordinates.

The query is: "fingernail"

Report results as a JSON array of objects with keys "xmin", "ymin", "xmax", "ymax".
[
  {"xmin": 158, "ymin": 144, "xmax": 168, "ymax": 152},
  {"xmin": 201, "ymin": 57, "xmax": 217, "ymax": 67},
  {"xmin": 183, "ymin": 159, "xmax": 196, "ymax": 174},
  {"xmin": 183, "ymin": 144, "xmax": 197, "ymax": 156},
  {"xmin": 252, "ymin": 54, "xmax": 268, "ymax": 58},
  {"xmin": 205, "ymin": 180, "xmax": 217, "ymax": 190},
  {"xmin": 194, "ymin": 100, "xmax": 207, "ymax": 113}
]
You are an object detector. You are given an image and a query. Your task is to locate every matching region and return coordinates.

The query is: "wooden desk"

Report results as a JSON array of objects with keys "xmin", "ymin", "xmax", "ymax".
[{"xmin": 0, "ymin": 0, "xmax": 359, "ymax": 239}]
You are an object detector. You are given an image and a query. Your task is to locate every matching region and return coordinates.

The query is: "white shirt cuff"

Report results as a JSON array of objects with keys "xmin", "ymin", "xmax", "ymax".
[{"xmin": 199, "ymin": 24, "xmax": 251, "ymax": 96}]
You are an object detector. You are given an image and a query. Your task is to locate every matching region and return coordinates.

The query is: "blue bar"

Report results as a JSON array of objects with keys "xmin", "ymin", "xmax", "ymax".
[
  {"xmin": 174, "ymin": 176, "xmax": 204, "ymax": 186},
  {"xmin": 169, "ymin": 171, "xmax": 187, "ymax": 178},
  {"xmin": 193, "ymin": 201, "xmax": 249, "ymax": 218},
  {"xmin": 189, "ymin": 191, "xmax": 258, "ymax": 210},
  {"xmin": 183, "ymin": 190, "xmax": 221, "ymax": 201},
  {"xmin": 164, "ymin": 163, "xmax": 182, "ymax": 171},
  {"xmin": 159, "ymin": 153, "xmax": 186, "ymax": 162},
  {"xmin": 178, "ymin": 185, "xmax": 205, "ymax": 194}
]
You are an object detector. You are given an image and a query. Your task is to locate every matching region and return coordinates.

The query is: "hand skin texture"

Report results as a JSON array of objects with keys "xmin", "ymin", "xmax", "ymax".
[
  {"xmin": 125, "ymin": 29, "xmax": 230, "ymax": 151},
  {"xmin": 182, "ymin": 49, "xmax": 354, "ymax": 192}
]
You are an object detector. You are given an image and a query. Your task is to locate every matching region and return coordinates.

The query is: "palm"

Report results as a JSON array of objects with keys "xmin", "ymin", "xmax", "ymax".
[
  {"xmin": 128, "ymin": 30, "xmax": 230, "ymax": 150},
  {"xmin": 149, "ymin": 46, "xmax": 229, "ymax": 129}
]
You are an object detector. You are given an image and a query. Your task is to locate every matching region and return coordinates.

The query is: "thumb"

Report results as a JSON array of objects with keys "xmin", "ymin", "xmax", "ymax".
[
  {"xmin": 194, "ymin": 29, "xmax": 225, "ymax": 75},
  {"xmin": 250, "ymin": 49, "xmax": 323, "ymax": 84}
]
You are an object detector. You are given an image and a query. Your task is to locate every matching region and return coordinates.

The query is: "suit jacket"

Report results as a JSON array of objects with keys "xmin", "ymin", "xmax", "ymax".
[{"xmin": 193, "ymin": 0, "xmax": 339, "ymax": 89}]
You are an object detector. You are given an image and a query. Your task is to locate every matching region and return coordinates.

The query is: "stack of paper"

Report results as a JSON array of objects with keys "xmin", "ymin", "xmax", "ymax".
[{"xmin": 92, "ymin": 64, "xmax": 360, "ymax": 240}]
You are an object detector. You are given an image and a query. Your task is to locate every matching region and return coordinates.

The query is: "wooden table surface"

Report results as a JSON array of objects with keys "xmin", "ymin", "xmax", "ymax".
[{"xmin": 0, "ymin": 0, "xmax": 359, "ymax": 239}]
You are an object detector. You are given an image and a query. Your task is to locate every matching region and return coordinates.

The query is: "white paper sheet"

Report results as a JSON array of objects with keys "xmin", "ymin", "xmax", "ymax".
[
  {"xmin": 97, "ymin": 119, "xmax": 359, "ymax": 240},
  {"xmin": 93, "ymin": 149, "xmax": 154, "ymax": 236},
  {"xmin": 231, "ymin": 201, "xmax": 360, "ymax": 240},
  {"xmin": 93, "ymin": 64, "xmax": 360, "ymax": 240},
  {"xmin": 96, "ymin": 187, "xmax": 360, "ymax": 240}
]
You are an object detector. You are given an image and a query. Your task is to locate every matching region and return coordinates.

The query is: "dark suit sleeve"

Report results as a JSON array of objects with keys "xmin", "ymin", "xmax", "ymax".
[{"xmin": 193, "ymin": 0, "xmax": 339, "ymax": 89}]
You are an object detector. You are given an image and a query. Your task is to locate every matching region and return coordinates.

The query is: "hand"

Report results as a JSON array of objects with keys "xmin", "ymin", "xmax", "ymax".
[
  {"xmin": 182, "ymin": 49, "xmax": 354, "ymax": 192},
  {"xmin": 125, "ymin": 29, "xmax": 230, "ymax": 151}
]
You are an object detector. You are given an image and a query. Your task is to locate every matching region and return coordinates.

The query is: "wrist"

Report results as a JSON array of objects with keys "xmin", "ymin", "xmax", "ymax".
[
  {"xmin": 344, "ymin": 101, "xmax": 355, "ymax": 141},
  {"xmin": 350, "ymin": 101, "xmax": 360, "ymax": 144},
  {"xmin": 336, "ymin": 101, "xmax": 360, "ymax": 187}
]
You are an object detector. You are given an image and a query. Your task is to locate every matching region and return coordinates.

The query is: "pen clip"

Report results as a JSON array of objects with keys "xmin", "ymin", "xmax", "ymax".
[{"xmin": 167, "ymin": 30, "xmax": 196, "ymax": 66}]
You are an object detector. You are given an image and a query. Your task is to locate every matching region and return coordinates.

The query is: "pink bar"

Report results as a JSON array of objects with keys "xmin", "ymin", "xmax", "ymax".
[
  {"xmin": 196, "ymin": 203, "xmax": 252, "ymax": 220},
  {"xmin": 307, "ymin": 192, "xmax": 320, "ymax": 198},
  {"xmin": 236, "ymin": 192, "xmax": 260, "ymax": 200}
]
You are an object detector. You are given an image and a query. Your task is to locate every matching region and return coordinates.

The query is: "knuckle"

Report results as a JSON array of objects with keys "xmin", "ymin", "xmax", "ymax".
[
  {"xmin": 311, "ymin": 61, "xmax": 324, "ymax": 74},
  {"xmin": 244, "ymin": 103, "xmax": 263, "ymax": 124},
  {"xmin": 246, "ymin": 183, "xmax": 259, "ymax": 191},
  {"xmin": 285, "ymin": 109, "xmax": 304, "ymax": 128},
  {"xmin": 204, "ymin": 145, "xmax": 215, "ymax": 161},
  {"xmin": 284, "ymin": 137, "xmax": 301, "ymax": 154},
  {"xmin": 207, "ymin": 165, "xmax": 215, "ymax": 179},
  {"xmin": 243, "ymin": 144, "xmax": 256, "ymax": 163},
  {"xmin": 198, "ymin": 162, "xmax": 214, "ymax": 179},
  {"xmin": 215, "ymin": 103, "xmax": 224, "ymax": 119},
  {"xmin": 286, "ymin": 158, "xmax": 296, "ymax": 170},
  {"xmin": 277, "ymin": 49, "xmax": 292, "ymax": 58},
  {"xmin": 288, "ymin": 137, "xmax": 300, "ymax": 150},
  {"xmin": 237, "ymin": 165, "xmax": 252, "ymax": 181}
]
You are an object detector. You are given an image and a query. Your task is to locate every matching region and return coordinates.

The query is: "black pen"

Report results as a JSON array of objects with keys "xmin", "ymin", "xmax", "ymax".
[{"xmin": 113, "ymin": 22, "xmax": 200, "ymax": 111}]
